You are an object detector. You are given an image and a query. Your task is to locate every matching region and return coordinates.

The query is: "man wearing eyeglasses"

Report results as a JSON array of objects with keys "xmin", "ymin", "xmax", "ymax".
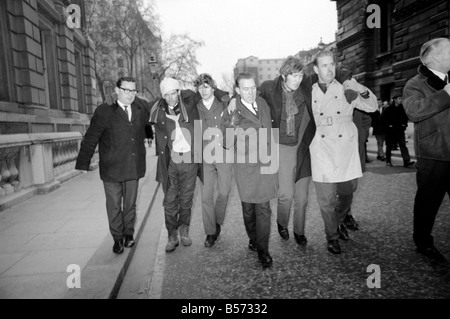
[
  {"xmin": 76, "ymin": 76, "xmax": 150, "ymax": 254},
  {"xmin": 403, "ymin": 37, "xmax": 450, "ymax": 262}
]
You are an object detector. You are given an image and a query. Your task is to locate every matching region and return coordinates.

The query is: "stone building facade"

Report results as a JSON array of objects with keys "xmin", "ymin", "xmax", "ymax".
[
  {"xmin": 0, "ymin": 0, "xmax": 97, "ymax": 135},
  {"xmin": 332, "ymin": 0, "xmax": 450, "ymax": 102}
]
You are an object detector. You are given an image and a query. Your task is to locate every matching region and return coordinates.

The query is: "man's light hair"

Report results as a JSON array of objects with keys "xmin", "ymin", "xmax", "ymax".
[{"xmin": 420, "ymin": 38, "xmax": 450, "ymax": 66}]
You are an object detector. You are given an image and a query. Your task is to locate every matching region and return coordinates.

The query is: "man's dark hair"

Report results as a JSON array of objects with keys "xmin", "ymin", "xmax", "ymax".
[
  {"xmin": 117, "ymin": 77, "xmax": 136, "ymax": 88},
  {"xmin": 235, "ymin": 72, "xmax": 256, "ymax": 88},
  {"xmin": 279, "ymin": 56, "xmax": 303, "ymax": 76},
  {"xmin": 194, "ymin": 73, "xmax": 217, "ymax": 90}
]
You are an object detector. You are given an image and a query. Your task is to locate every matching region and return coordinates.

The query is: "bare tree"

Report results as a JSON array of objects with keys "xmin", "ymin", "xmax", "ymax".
[
  {"xmin": 219, "ymin": 72, "xmax": 236, "ymax": 95},
  {"xmin": 159, "ymin": 33, "xmax": 205, "ymax": 87},
  {"xmin": 85, "ymin": 0, "xmax": 161, "ymax": 103}
]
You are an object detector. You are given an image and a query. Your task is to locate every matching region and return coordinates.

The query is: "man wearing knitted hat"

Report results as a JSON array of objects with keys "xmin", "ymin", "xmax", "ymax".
[{"xmin": 150, "ymin": 77, "xmax": 200, "ymax": 252}]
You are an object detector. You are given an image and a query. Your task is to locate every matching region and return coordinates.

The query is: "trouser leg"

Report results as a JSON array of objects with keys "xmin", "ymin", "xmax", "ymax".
[
  {"xmin": 214, "ymin": 163, "xmax": 233, "ymax": 227},
  {"xmin": 292, "ymin": 176, "xmax": 311, "ymax": 236},
  {"xmin": 255, "ymin": 201, "xmax": 272, "ymax": 254},
  {"xmin": 335, "ymin": 179, "xmax": 358, "ymax": 224},
  {"xmin": 242, "ymin": 202, "xmax": 256, "ymax": 243},
  {"xmin": 276, "ymin": 144, "xmax": 297, "ymax": 228},
  {"xmin": 103, "ymin": 181, "xmax": 125, "ymax": 241},
  {"xmin": 201, "ymin": 163, "xmax": 216, "ymax": 235},
  {"xmin": 314, "ymin": 182, "xmax": 338, "ymax": 241},
  {"xmin": 122, "ymin": 179, "xmax": 139, "ymax": 236},
  {"xmin": 413, "ymin": 158, "xmax": 450, "ymax": 249}
]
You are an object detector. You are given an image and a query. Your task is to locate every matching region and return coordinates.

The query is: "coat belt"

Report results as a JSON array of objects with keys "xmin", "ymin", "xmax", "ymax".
[{"xmin": 315, "ymin": 115, "xmax": 353, "ymax": 127}]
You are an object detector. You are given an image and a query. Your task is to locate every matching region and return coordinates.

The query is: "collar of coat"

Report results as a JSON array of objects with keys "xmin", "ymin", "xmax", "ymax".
[
  {"xmin": 149, "ymin": 92, "xmax": 189, "ymax": 124},
  {"xmin": 418, "ymin": 65, "xmax": 449, "ymax": 90}
]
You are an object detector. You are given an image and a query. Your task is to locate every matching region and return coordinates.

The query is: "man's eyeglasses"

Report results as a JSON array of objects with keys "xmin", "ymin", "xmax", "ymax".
[{"xmin": 119, "ymin": 87, "xmax": 138, "ymax": 94}]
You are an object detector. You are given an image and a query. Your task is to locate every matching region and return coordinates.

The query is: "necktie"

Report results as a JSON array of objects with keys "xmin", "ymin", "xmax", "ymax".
[
  {"xmin": 124, "ymin": 105, "xmax": 131, "ymax": 121},
  {"xmin": 252, "ymin": 103, "xmax": 259, "ymax": 117}
]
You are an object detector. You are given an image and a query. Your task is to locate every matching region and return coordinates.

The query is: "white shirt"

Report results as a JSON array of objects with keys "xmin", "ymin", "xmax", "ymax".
[
  {"xmin": 117, "ymin": 100, "xmax": 132, "ymax": 121},
  {"xmin": 202, "ymin": 96, "xmax": 215, "ymax": 110},
  {"xmin": 429, "ymin": 68, "xmax": 448, "ymax": 82},
  {"xmin": 241, "ymin": 99, "xmax": 258, "ymax": 115}
]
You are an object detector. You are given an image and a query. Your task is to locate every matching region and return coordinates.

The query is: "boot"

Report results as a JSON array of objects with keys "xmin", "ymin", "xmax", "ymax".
[{"xmin": 179, "ymin": 225, "xmax": 192, "ymax": 246}]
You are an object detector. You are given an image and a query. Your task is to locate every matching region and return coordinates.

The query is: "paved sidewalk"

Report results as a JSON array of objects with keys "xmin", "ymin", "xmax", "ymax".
[{"xmin": 0, "ymin": 145, "xmax": 158, "ymax": 299}]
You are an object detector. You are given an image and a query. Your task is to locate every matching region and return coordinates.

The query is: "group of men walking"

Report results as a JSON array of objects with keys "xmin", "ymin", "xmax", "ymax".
[{"xmin": 76, "ymin": 37, "xmax": 450, "ymax": 268}]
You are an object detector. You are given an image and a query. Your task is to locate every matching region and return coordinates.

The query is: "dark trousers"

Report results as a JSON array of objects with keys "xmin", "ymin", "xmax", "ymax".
[
  {"xmin": 103, "ymin": 179, "xmax": 139, "ymax": 241},
  {"xmin": 413, "ymin": 158, "xmax": 450, "ymax": 249},
  {"xmin": 163, "ymin": 159, "xmax": 198, "ymax": 238},
  {"xmin": 314, "ymin": 179, "xmax": 358, "ymax": 241},
  {"xmin": 386, "ymin": 128, "xmax": 410, "ymax": 164},
  {"xmin": 241, "ymin": 201, "xmax": 272, "ymax": 254}
]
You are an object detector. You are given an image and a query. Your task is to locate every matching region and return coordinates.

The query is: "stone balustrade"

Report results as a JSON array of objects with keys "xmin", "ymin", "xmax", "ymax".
[{"xmin": 0, "ymin": 132, "xmax": 84, "ymax": 211}]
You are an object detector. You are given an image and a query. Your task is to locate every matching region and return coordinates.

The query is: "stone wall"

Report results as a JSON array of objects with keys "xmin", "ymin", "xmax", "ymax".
[{"xmin": 0, "ymin": 0, "xmax": 96, "ymax": 135}]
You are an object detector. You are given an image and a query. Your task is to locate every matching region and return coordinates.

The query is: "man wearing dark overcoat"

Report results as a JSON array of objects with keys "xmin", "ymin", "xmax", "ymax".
[{"xmin": 76, "ymin": 77, "xmax": 150, "ymax": 254}]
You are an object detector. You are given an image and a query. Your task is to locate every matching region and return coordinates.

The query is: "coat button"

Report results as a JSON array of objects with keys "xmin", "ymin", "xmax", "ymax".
[
  {"xmin": 337, "ymin": 111, "xmax": 341, "ymax": 114},
  {"xmin": 321, "ymin": 135, "xmax": 325, "ymax": 138},
  {"xmin": 335, "ymin": 96, "xmax": 338, "ymax": 99},
  {"xmin": 165, "ymin": 136, "xmax": 167, "ymax": 139},
  {"xmin": 338, "ymin": 134, "xmax": 342, "ymax": 138},
  {"xmin": 320, "ymin": 113, "xmax": 323, "ymax": 116}
]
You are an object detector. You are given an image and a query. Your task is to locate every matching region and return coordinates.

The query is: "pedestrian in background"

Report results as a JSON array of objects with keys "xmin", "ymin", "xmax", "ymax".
[
  {"xmin": 382, "ymin": 95, "xmax": 415, "ymax": 167},
  {"xmin": 76, "ymin": 77, "xmax": 150, "ymax": 254},
  {"xmin": 403, "ymin": 37, "xmax": 450, "ymax": 262},
  {"xmin": 371, "ymin": 99, "xmax": 386, "ymax": 161}
]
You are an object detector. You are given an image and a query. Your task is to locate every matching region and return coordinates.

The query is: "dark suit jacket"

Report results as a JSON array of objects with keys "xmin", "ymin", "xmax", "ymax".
[
  {"xmin": 260, "ymin": 75, "xmax": 316, "ymax": 182},
  {"xmin": 75, "ymin": 97, "xmax": 150, "ymax": 182}
]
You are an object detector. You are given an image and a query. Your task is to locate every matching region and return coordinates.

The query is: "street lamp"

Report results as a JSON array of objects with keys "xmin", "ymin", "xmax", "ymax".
[{"xmin": 148, "ymin": 55, "xmax": 158, "ymax": 97}]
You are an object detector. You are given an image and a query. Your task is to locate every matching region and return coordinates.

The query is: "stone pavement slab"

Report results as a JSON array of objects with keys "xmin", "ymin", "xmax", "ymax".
[{"xmin": 0, "ymin": 145, "xmax": 158, "ymax": 299}]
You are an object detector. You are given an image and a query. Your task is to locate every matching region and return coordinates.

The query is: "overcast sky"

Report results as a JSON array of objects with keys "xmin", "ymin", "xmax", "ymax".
[{"xmin": 152, "ymin": 0, "xmax": 338, "ymax": 86}]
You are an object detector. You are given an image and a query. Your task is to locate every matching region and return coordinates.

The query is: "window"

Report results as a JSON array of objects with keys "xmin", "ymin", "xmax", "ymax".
[
  {"xmin": 40, "ymin": 18, "xmax": 60, "ymax": 109},
  {"xmin": 377, "ymin": 1, "xmax": 394, "ymax": 54},
  {"xmin": 74, "ymin": 44, "xmax": 86, "ymax": 113},
  {"xmin": 0, "ymin": 1, "xmax": 13, "ymax": 101}
]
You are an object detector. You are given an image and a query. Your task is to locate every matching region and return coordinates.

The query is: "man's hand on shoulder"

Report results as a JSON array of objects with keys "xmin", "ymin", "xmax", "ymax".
[
  {"xmin": 444, "ymin": 83, "xmax": 450, "ymax": 96},
  {"xmin": 227, "ymin": 98, "xmax": 237, "ymax": 113}
]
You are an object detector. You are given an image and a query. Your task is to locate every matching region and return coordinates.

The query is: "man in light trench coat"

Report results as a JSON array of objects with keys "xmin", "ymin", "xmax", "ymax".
[{"xmin": 309, "ymin": 50, "xmax": 377, "ymax": 254}]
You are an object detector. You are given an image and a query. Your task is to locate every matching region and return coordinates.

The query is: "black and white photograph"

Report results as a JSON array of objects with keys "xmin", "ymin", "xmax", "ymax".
[{"xmin": 0, "ymin": 0, "xmax": 449, "ymax": 305}]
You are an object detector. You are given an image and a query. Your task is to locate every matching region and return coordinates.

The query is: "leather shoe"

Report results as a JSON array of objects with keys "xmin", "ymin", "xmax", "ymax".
[
  {"xmin": 204, "ymin": 235, "xmax": 216, "ymax": 247},
  {"xmin": 248, "ymin": 240, "xmax": 257, "ymax": 252},
  {"xmin": 294, "ymin": 233, "xmax": 307, "ymax": 246},
  {"xmin": 124, "ymin": 235, "xmax": 135, "ymax": 248},
  {"xmin": 343, "ymin": 214, "xmax": 359, "ymax": 231},
  {"xmin": 386, "ymin": 162, "xmax": 393, "ymax": 167},
  {"xmin": 417, "ymin": 246, "xmax": 447, "ymax": 262},
  {"xmin": 258, "ymin": 252, "xmax": 273, "ymax": 268},
  {"xmin": 327, "ymin": 240, "xmax": 341, "ymax": 254},
  {"xmin": 277, "ymin": 222, "xmax": 289, "ymax": 240},
  {"xmin": 376, "ymin": 155, "xmax": 386, "ymax": 161},
  {"xmin": 404, "ymin": 160, "xmax": 416, "ymax": 168},
  {"xmin": 113, "ymin": 239, "xmax": 124, "ymax": 254},
  {"xmin": 337, "ymin": 223, "xmax": 350, "ymax": 240}
]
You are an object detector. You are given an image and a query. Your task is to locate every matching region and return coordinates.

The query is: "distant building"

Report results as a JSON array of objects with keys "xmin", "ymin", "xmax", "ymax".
[
  {"xmin": 331, "ymin": 0, "xmax": 450, "ymax": 101},
  {"xmin": 0, "ymin": 0, "xmax": 97, "ymax": 135}
]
